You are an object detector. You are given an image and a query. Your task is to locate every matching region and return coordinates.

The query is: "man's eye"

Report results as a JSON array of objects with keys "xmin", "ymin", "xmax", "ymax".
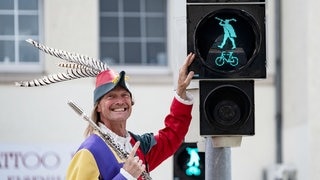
[
  {"xmin": 106, "ymin": 95, "xmax": 114, "ymax": 99},
  {"xmin": 123, "ymin": 94, "xmax": 130, "ymax": 98}
]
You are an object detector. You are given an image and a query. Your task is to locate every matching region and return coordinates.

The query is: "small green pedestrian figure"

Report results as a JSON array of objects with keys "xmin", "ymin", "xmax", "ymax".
[
  {"xmin": 215, "ymin": 17, "xmax": 237, "ymax": 49},
  {"xmin": 185, "ymin": 147, "xmax": 201, "ymax": 176}
]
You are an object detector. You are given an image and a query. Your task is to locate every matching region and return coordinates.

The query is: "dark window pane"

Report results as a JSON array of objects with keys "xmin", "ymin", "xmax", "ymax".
[
  {"xmin": 146, "ymin": 0, "xmax": 165, "ymax": 12},
  {"xmin": 100, "ymin": 17, "xmax": 119, "ymax": 37},
  {"xmin": 101, "ymin": 42, "xmax": 119, "ymax": 65},
  {"xmin": 18, "ymin": 0, "xmax": 38, "ymax": 10},
  {"xmin": 0, "ymin": 15, "xmax": 14, "ymax": 35},
  {"xmin": 0, "ymin": 41, "xmax": 14, "ymax": 63},
  {"xmin": 19, "ymin": 40, "xmax": 39, "ymax": 62},
  {"xmin": 99, "ymin": 0, "xmax": 167, "ymax": 67},
  {"xmin": 0, "ymin": 0, "xmax": 13, "ymax": 9},
  {"xmin": 124, "ymin": 17, "xmax": 140, "ymax": 37},
  {"xmin": 123, "ymin": 0, "xmax": 140, "ymax": 12},
  {"xmin": 146, "ymin": 17, "xmax": 165, "ymax": 37},
  {"xmin": 19, "ymin": 15, "xmax": 39, "ymax": 35},
  {"xmin": 125, "ymin": 42, "xmax": 141, "ymax": 64},
  {"xmin": 147, "ymin": 42, "xmax": 166, "ymax": 65},
  {"xmin": 100, "ymin": 0, "xmax": 118, "ymax": 12}
]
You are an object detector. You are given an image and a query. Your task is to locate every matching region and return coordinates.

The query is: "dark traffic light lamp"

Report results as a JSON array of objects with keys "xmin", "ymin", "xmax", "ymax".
[
  {"xmin": 200, "ymin": 80, "xmax": 254, "ymax": 135},
  {"xmin": 187, "ymin": 0, "xmax": 266, "ymax": 79}
]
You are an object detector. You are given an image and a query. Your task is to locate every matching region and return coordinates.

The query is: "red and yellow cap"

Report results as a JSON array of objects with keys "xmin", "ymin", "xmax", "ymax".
[{"xmin": 93, "ymin": 69, "xmax": 131, "ymax": 104}]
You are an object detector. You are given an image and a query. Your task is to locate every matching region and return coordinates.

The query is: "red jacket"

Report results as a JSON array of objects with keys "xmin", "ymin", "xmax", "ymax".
[{"xmin": 132, "ymin": 97, "xmax": 193, "ymax": 179}]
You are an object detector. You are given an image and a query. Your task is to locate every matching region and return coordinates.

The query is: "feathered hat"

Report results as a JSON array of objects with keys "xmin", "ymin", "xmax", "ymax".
[{"xmin": 16, "ymin": 39, "xmax": 131, "ymax": 104}]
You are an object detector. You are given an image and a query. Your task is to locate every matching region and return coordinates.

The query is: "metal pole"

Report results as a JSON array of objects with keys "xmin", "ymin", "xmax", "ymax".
[
  {"xmin": 205, "ymin": 137, "xmax": 231, "ymax": 180},
  {"xmin": 275, "ymin": 0, "xmax": 283, "ymax": 164}
]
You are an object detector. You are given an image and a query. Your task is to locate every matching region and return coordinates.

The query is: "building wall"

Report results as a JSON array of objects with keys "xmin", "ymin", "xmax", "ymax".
[{"xmin": 282, "ymin": 0, "xmax": 320, "ymax": 179}]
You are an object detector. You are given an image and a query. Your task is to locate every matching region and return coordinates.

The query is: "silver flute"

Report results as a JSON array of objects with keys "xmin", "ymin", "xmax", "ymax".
[{"xmin": 67, "ymin": 100, "xmax": 152, "ymax": 180}]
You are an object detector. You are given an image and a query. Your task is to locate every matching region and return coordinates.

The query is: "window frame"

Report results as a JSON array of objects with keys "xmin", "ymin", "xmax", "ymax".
[
  {"xmin": 99, "ymin": 0, "xmax": 170, "ymax": 75},
  {"xmin": 0, "ymin": 0, "xmax": 44, "ymax": 73}
]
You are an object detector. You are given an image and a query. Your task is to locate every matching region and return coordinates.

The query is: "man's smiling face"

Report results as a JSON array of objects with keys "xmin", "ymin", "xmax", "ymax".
[{"xmin": 97, "ymin": 86, "xmax": 133, "ymax": 125}]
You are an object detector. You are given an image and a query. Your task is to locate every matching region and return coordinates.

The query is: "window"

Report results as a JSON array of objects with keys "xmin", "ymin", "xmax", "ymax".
[
  {"xmin": 0, "ymin": 0, "xmax": 43, "ymax": 73},
  {"xmin": 99, "ymin": 0, "xmax": 167, "ymax": 70}
]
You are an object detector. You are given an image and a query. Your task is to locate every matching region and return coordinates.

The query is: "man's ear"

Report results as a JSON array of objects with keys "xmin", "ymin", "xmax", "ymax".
[{"xmin": 96, "ymin": 103, "xmax": 101, "ymax": 112}]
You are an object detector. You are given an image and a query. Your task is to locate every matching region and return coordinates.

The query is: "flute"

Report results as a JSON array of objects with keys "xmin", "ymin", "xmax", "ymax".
[{"xmin": 67, "ymin": 100, "xmax": 152, "ymax": 180}]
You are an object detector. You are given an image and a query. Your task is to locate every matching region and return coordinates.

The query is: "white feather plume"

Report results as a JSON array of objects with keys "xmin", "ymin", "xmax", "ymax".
[{"xmin": 16, "ymin": 39, "xmax": 108, "ymax": 87}]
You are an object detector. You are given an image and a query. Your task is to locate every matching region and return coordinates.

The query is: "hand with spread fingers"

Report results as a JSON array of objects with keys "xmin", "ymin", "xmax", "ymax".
[{"xmin": 176, "ymin": 53, "xmax": 195, "ymax": 100}]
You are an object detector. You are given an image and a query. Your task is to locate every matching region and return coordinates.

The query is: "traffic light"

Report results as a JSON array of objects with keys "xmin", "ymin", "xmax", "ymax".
[
  {"xmin": 187, "ymin": 0, "xmax": 266, "ymax": 79},
  {"xmin": 186, "ymin": 0, "xmax": 266, "ymax": 136},
  {"xmin": 174, "ymin": 142, "xmax": 205, "ymax": 180},
  {"xmin": 200, "ymin": 80, "xmax": 254, "ymax": 135}
]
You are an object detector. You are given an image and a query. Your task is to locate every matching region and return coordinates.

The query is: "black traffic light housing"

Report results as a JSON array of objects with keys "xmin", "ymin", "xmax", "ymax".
[
  {"xmin": 173, "ymin": 142, "xmax": 205, "ymax": 180},
  {"xmin": 186, "ymin": 0, "xmax": 265, "ymax": 136},
  {"xmin": 187, "ymin": 0, "xmax": 266, "ymax": 79},
  {"xmin": 199, "ymin": 80, "xmax": 254, "ymax": 135}
]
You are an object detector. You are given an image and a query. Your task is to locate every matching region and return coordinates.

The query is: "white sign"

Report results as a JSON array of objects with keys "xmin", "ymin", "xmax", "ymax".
[{"xmin": 0, "ymin": 144, "xmax": 78, "ymax": 180}]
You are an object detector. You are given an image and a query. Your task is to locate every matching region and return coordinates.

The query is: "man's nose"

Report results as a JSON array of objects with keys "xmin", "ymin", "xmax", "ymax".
[{"xmin": 114, "ymin": 96, "xmax": 126, "ymax": 104}]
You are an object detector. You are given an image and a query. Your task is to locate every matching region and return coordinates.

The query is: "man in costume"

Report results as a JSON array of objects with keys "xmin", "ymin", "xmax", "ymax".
[
  {"xmin": 17, "ymin": 40, "xmax": 195, "ymax": 179},
  {"xmin": 66, "ymin": 53, "xmax": 195, "ymax": 179}
]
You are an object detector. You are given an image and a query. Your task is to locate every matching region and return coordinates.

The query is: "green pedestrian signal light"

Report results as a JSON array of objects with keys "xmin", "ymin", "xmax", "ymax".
[
  {"xmin": 174, "ymin": 143, "xmax": 205, "ymax": 179},
  {"xmin": 185, "ymin": 147, "xmax": 201, "ymax": 176},
  {"xmin": 187, "ymin": 1, "xmax": 266, "ymax": 79},
  {"xmin": 215, "ymin": 17, "xmax": 237, "ymax": 50}
]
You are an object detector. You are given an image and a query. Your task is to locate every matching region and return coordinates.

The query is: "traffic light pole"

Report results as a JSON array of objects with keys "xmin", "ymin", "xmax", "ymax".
[{"xmin": 205, "ymin": 137, "xmax": 231, "ymax": 180}]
